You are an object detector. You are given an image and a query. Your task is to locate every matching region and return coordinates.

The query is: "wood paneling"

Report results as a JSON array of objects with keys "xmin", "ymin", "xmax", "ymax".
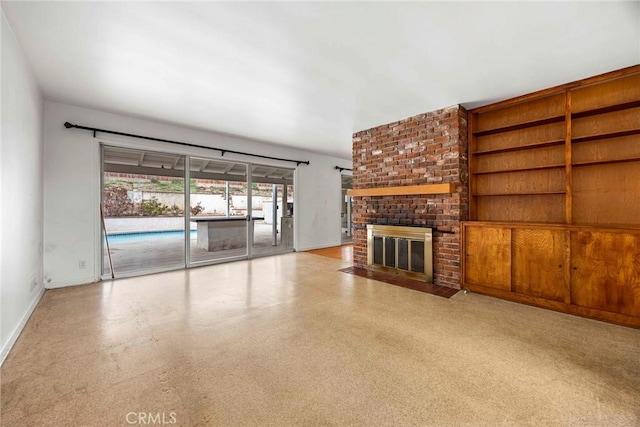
[
  {"xmin": 475, "ymin": 93, "xmax": 565, "ymax": 133},
  {"xmin": 571, "ymin": 231, "xmax": 640, "ymax": 317},
  {"xmin": 512, "ymin": 229, "xmax": 565, "ymax": 302},
  {"xmin": 572, "ymin": 134, "xmax": 640, "ymax": 165},
  {"xmin": 464, "ymin": 226, "xmax": 511, "ymax": 290},
  {"xmin": 475, "ymin": 168, "xmax": 565, "ymax": 195},
  {"xmin": 475, "ymin": 123, "xmax": 565, "ymax": 154},
  {"xmin": 572, "ymin": 107, "xmax": 640, "ymax": 140},
  {"xmin": 571, "ymin": 73, "xmax": 640, "ymax": 113},
  {"xmin": 573, "ymin": 162, "xmax": 640, "ymax": 226},
  {"xmin": 476, "ymin": 194, "xmax": 565, "ymax": 223},
  {"xmin": 463, "ymin": 222, "xmax": 640, "ymax": 327},
  {"xmin": 474, "ymin": 145, "xmax": 564, "ymax": 174}
]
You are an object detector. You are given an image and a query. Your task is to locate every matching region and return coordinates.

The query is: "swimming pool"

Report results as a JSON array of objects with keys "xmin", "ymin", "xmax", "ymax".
[{"xmin": 106, "ymin": 229, "xmax": 197, "ymax": 244}]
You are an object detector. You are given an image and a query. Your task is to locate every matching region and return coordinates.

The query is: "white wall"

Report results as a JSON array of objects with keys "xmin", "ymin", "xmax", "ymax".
[
  {"xmin": 1, "ymin": 12, "xmax": 45, "ymax": 363},
  {"xmin": 43, "ymin": 101, "xmax": 351, "ymax": 288}
]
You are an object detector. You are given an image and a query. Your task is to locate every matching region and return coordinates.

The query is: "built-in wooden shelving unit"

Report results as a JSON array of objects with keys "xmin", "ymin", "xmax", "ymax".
[{"xmin": 465, "ymin": 65, "xmax": 640, "ymax": 328}]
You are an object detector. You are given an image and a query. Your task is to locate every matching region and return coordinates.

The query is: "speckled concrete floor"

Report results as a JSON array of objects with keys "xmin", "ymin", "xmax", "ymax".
[{"xmin": 2, "ymin": 253, "xmax": 639, "ymax": 426}]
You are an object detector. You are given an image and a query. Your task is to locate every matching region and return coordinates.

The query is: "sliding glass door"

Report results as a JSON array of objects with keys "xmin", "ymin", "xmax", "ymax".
[
  {"xmin": 188, "ymin": 158, "xmax": 249, "ymax": 265},
  {"xmin": 102, "ymin": 146, "xmax": 295, "ymax": 278},
  {"xmin": 101, "ymin": 146, "xmax": 186, "ymax": 277},
  {"xmin": 250, "ymin": 164, "xmax": 295, "ymax": 257}
]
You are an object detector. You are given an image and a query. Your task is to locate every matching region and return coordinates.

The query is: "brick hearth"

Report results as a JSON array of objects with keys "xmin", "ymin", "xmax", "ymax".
[{"xmin": 352, "ymin": 105, "xmax": 469, "ymax": 289}]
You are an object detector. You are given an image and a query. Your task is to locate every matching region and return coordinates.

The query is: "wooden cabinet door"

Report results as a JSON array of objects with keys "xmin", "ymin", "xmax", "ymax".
[
  {"xmin": 464, "ymin": 226, "xmax": 511, "ymax": 291},
  {"xmin": 571, "ymin": 231, "xmax": 640, "ymax": 316},
  {"xmin": 512, "ymin": 229, "xmax": 567, "ymax": 302}
]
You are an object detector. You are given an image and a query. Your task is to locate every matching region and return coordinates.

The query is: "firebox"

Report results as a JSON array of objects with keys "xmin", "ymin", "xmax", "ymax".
[{"xmin": 367, "ymin": 225, "xmax": 433, "ymax": 282}]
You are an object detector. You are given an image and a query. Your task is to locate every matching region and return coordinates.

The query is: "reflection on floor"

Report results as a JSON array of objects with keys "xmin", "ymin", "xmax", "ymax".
[
  {"xmin": 306, "ymin": 244, "xmax": 353, "ymax": 262},
  {"xmin": 3, "ymin": 253, "xmax": 639, "ymax": 425},
  {"xmin": 104, "ymin": 222, "xmax": 288, "ymax": 276},
  {"xmin": 341, "ymin": 232, "xmax": 353, "ymax": 245}
]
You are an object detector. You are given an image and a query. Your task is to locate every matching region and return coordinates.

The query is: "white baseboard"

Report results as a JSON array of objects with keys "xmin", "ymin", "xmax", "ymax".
[
  {"xmin": 1, "ymin": 286, "xmax": 45, "ymax": 366},
  {"xmin": 298, "ymin": 242, "xmax": 343, "ymax": 252},
  {"xmin": 45, "ymin": 275, "xmax": 97, "ymax": 289}
]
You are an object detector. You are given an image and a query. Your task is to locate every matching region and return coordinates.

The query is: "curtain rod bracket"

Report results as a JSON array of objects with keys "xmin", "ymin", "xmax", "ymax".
[{"xmin": 335, "ymin": 166, "xmax": 353, "ymax": 172}]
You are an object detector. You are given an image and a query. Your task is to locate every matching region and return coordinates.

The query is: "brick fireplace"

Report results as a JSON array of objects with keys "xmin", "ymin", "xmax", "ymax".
[{"xmin": 352, "ymin": 105, "xmax": 469, "ymax": 289}]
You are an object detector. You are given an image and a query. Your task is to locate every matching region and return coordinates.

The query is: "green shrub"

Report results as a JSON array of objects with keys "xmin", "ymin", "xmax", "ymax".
[{"xmin": 141, "ymin": 197, "xmax": 168, "ymax": 216}]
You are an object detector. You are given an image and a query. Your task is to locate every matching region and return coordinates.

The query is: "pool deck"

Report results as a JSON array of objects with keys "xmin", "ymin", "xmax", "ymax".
[{"xmin": 103, "ymin": 221, "xmax": 289, "ymax": 276}]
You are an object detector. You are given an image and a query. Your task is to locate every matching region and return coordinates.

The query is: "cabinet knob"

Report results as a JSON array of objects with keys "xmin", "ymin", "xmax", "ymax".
[{"xmin": 558, "ymin": 264, "xmax": 563, "ymax": 268}]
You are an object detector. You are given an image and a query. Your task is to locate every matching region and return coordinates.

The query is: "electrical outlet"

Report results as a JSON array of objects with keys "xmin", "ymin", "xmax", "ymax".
[{"xmin": 79, "ymin": 260, "xmax": 87, "ymax": 269}]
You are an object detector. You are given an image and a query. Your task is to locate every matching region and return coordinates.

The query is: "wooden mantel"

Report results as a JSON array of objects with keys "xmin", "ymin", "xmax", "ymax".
[{"xmin": 347, "ymin": 183, "xmax": 455, "ymax": 197}]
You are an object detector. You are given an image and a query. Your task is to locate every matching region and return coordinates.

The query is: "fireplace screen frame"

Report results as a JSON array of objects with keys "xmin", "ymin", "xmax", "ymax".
[{"xmin": 366, "ymin": 224, "xmax": 433, "ymax": 282}]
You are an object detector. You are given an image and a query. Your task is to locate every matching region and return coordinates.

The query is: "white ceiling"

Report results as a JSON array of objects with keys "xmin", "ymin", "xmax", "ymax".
[{"xmin": 3, "ymin": 2, "xmax": 639, "ymax": 159}]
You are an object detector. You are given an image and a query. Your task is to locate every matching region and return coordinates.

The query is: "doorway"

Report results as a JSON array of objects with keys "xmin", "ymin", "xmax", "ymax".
[
  {"xmin": 188, "ymin": 157, "xmax": 249, "ymax": 265},
  {"xmin": 101, "ymin": 147, "xmax": 186, "ymax": 277},
  {"xmin": 341, "ymin": 174, "xmax": 353, "ymax": 244},
  {"xmin": 250, "ymin": 164, "xmax": 295, "ymax": 257}
]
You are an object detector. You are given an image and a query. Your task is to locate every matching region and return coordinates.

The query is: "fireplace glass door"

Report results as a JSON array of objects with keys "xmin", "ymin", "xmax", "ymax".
[
  {"xmin": 373, "ymin": 236, "xmax": 424, "ymax": 273},
  {"xmin": 367, "ymin": 225, "xmax": 433, "ymax": 282}
]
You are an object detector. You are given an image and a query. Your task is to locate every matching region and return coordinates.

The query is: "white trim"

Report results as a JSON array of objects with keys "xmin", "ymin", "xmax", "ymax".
[
  {"xmin": 1, "ymin": 286, "xmax": 45, "ymax": 366},
  {"xmin": 293, "ymin": 168, "xmax": 299, "ymax": 251},
  {"xmin": 97, "ymin": 143, "xmax": 106, "ymax": 282},
  {"xmin": 45, "ymin": 277, "xmax": 97, "ymax": 289}
]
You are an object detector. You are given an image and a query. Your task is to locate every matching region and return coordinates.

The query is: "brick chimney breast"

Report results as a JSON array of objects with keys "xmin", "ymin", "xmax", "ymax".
[{"xmin": 352, "ymin": 105, "xmax": 469, "ymax": 289}]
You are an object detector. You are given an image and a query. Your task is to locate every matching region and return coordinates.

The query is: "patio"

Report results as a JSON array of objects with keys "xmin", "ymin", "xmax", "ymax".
[{"xmin": 103, "ymin": 221, "xmax": 290, "ymax": 276}]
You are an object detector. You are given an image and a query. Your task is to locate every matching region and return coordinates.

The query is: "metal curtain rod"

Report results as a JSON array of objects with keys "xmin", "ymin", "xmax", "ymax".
[
  {"xmin": 64, "ymin": 122, "xmax": 310, "ymax": 166},
  {"xmin": 335, "ymin": 166, "xmax": 352, "ymax": 172}
]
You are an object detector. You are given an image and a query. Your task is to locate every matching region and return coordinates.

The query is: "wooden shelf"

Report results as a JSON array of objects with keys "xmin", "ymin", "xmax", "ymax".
[
  {"xmin": 572, "ymin": 100, "xmax": 640, "ymax": 119},
  {"xmin": 572, "ymin": 128, "xmax": 640, "ymax": 144},
  {"xmin": 473, "ymin": 139, "xmax": 564, "ymax": 156},
  {"xmin": 573, "ymin": 157, "xmax": 640, "ymax": 168},
  {"xmin": 347, "ymin": 183, "xmax": 455, "ymax": 197},
  {"xmin": 474, "ymin": 191, "xmax": 566, "ymax": 197},
  {"xmin": 473, "ymin": 164, "xmax": 565, "ymax": 175},
  {"xmin": 473, "ymin": 115, "xmax": 564, "ymax": 137}
]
